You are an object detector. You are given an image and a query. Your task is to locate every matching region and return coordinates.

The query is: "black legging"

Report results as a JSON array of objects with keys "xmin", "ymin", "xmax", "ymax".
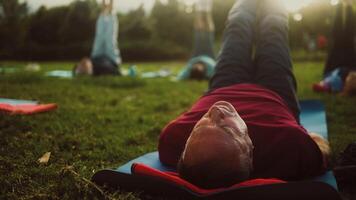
[
  {"xmin": 324, "ymin": 4, "xmax": 355, "ymax": 76},
  {"xmin": 192, "ymin": 12, "xmax": 215, "ymax": 59},
  {"xmin": 209, "ymin": 0, "xmax": 300, "ymax": 121}
]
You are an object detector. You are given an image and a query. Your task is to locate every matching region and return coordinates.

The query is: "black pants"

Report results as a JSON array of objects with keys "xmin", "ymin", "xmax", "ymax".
[
  {"xmin": 209, "ymin": 0, "xmax": 300, "ymax": 120},
  {"xmin": 91, "ymin": 56, "xmax": 120, "ymax": 76},
  {"xmin": 324, "ymin": 4, "xmax": 356, "ymax": 76},
  {"xmin": 192, "ymin": 30, "xmax": 215, "ymax": 59}
]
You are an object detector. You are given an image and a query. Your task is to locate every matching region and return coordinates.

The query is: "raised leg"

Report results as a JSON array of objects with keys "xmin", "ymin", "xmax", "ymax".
[
  {"xmin": 91, "ymin": 7, "xmax": 121, "ymax": 66},
  {"xmin": 103, "ymin": 14, "xmax": 121, "ymax": 65},
  {"xmin": 91, "ymin": 15, "xmax": 106, "ymax": 59},
  {"xmin": 324, "ymin": 3, "xmax": 345, "ymax": 75},
  {"xmin": 341, "ymin": 4, "xmax": 355, "ymax": 70},
  {"xmin": 209, "ymin": 0, "xmax": 258, "ymax": 91},
  {"xmin": 192, "ymin": 9, "xmax": 215, "ymax": 59},
  {"xmin": 254, "ymin": 0, "xmax": 300, "ymax": 120},
  {"xmin": 325, "ymin": 3, "xmax": 355, "ymax": 76}
]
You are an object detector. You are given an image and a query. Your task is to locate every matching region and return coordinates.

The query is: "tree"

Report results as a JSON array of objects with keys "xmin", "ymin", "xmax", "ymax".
[
  {"xmin": 0, "ymin": 0, "xmax": 28, "ymax": 58},
  {"xmin": 59, "ymin": 0, "xmax": 99, "ymax": 44},
  {"xmin": 0, "ymin": 0, "xmax": 27, "ymax": 20},
  {"xmin": 120, "ymin": 5, "xmax": 151, "ymax": 41},
  {"xmin": 0, "ymin": 0, "xmax": 342, "ymax": 61},
  {"xmin": 27, "ymin": 6, "xmax": 70, "ymax": 45},
  {"xmin": 212, "ymin": 0, "xmax": 235, "ymax": 39},
  {"xmin": 150, "ymin": 0, "xmax": 193, "ymax": 48},
  {"xmin": 289, "ymin": 1, "xmax": 334, "ymax": 49}
]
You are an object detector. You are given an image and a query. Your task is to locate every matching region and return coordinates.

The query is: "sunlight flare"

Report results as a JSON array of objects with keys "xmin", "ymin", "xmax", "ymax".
[
  {"xmin": 281, "ymin": 0, "xmax": 315, "ymax": 12},
  {"xmin": 182, "ymin": 0, "xmax": 197, "ymax": 6}
]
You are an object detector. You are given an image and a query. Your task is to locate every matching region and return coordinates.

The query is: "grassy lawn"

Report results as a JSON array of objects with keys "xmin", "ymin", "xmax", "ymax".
[{"xmin": 0, "ymin": 61, "xmax": 355, "ymax": 199}]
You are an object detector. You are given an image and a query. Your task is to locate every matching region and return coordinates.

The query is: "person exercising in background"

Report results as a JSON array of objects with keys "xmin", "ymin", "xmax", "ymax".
[
  {"xmin": 159, "ymin": 0, "xmax": 329, "ymax": 189},
  {"xmin": 313, "ymin": 0, "xmax": 356, "ymax": 95},
  {"xmin": 177, "ymin": 0, "xmax": 216, "ymax": 80},
  {"xmin": 74, "ymin": 0, "xmax": 122, "ymax": 76}
]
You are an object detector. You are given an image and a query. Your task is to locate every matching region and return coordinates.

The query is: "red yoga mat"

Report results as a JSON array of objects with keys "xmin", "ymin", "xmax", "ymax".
[
  {"xmin": 0, "ymin": 103, "xmax": 58, "ymax": 115},
  {"xmin": 132, "ymin": 163, "xmax": 286, "ymax": 195}
]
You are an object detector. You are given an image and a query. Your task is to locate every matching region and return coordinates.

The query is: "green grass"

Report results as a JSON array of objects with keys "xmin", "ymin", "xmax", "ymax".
[{"xmin": 0, "ymin": 61, "xmax": 355, "ymax": 199}]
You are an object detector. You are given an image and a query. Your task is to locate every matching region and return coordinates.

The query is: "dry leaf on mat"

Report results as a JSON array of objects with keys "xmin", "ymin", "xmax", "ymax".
[{"xmin": 38, "ymin": 152, "xmax": 51, "ymax": 164}]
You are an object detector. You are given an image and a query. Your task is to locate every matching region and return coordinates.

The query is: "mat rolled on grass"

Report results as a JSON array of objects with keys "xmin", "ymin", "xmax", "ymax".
[
  {"xmin": 0, "ymin": 98, "xmax": 57, "ymax": 115},
  {"xmin": 92, "ymin": 100, "xmax": 341, "ymax": 200}
]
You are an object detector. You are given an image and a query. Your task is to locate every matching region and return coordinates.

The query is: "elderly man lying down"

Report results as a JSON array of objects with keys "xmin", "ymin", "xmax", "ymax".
[{"xmin": 158, "ymin": 0, "xmax": 330, "ymax": 189}]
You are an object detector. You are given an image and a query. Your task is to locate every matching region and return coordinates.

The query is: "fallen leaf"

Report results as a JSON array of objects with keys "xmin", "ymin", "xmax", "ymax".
[{"xmin": 38, "ymin": 152, "xmax": 51, "ymax": 164}]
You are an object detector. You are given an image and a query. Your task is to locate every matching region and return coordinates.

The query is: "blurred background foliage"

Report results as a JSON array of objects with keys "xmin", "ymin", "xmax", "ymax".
[{"xmin": 0, "ymin": 0, "xmax": 352, "ymax": 61}]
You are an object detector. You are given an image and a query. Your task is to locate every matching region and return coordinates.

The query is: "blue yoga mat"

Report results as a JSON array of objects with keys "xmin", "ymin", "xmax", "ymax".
[
  {"xmin": 46, "ymin": 70, "xmax": 73, "ymax": 78},
  {"xmin": 115, "ymin": 100, "xmax": 338, "ymax": 190},
  {"xmin": 0, "ymin": 98, "xmax": 38, "ymax": 105},
  {"xmin": 300, "ymin": 100, "xmax": 328, "ymax": 139}
]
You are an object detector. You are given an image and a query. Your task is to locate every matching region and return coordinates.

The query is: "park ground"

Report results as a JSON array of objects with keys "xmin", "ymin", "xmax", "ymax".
[{"xmin": 0, "ymin": 61, "xmax": 355, "ymax": 199}]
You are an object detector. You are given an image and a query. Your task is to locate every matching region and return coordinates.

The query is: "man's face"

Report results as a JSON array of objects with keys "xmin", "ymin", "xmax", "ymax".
[{"xmin": 182, "ymin": 101, "xmax": 254, "ymax": 171}]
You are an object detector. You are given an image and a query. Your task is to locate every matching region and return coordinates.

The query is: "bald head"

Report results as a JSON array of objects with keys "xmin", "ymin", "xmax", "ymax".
[
  {"xmin": 179, "ymin": 126, "xmax": 251, "ymax": 188},
  {"xmin": 185, "ymin": 127, "xmax": 239, "ymax": 161},
  {"xmin": 178, "ymin": 101, "xmax": 254, "ymax": 189}
]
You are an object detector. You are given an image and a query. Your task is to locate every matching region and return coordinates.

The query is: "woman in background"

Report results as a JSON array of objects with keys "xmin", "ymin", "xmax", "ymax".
[{"xmin": 177, "ymin": 0, "xmax": 216, "ymax": 80}]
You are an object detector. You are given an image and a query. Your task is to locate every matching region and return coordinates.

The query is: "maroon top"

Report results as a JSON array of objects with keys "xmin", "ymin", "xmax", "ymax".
[{"xmin": 158, "ymin": 83, "xmax": 324, "ymax": 180}]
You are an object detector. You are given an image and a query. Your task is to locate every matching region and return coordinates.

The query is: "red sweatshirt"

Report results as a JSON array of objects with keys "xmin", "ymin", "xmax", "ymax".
[{"xmin": 159, "ymin": 83, "xmax": 325, "ymax": 180}]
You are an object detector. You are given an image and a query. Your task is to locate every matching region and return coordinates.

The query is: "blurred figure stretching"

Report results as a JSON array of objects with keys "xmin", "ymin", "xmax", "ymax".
[
  {"xmin": 74, "ymin": 0, "xmax": 122, "ymax": 76},
  {"xmin": 313, "ymin": 0, "xmax": 356, "ymax": 95},
  {"xmin": 178, "ymin": 0, "xmax": 216, "ymax": 80}
]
